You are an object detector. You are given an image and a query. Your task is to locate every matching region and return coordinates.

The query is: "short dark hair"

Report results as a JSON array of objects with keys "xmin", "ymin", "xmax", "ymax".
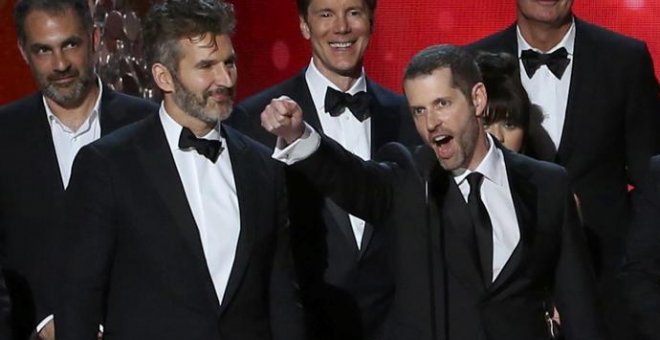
[
  {"xmin": 404, "ymin": 44, "xmax": 482, "ymax": 101},
  {"xmin": 475, "ymin": 51, "xmax": 532, "ymax": 130},
  {"xmin": 14, "ymin": 0, "xmax": 93, "ymax": 46},
  {"xmin": 296, "ymin": 0, "xmax": 377, "ymax": 24},
  {"xmin": 143, "ymin": 0, "xmax": 236, "ymax": 72}
]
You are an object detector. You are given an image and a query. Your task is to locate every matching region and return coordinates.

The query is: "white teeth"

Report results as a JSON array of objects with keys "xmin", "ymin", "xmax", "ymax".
[
  {"xmin": 330, "ymin": 42, "xmax": 352, "ymax": 48},
  {"xmin": 434, "ymin": 135, "xmax": 448, "ymax": 142}
]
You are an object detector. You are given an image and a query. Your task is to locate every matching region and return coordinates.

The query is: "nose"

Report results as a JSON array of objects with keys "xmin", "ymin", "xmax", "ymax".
[
  {"xmin": 426, "ymin": 110, "xmax": 443, "ymax": 131},
  {"xmin": 214, "ymin": 64, "xmax": 236, "ymax": 88},
  {"xmin": 333, "ymin": 14, "xmax": 350, "ymax": 34},
  {"xmin": 52, "ymin": 50, "xmax": 71, "ymax": 73}
]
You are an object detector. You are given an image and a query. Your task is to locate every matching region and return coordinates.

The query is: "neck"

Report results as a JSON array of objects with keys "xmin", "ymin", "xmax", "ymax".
[
  {"xmin": 518, "ymin": 16, "xmax": 572, "ymax": 52},
  {"xmin": 313, "ymin": 59, "xmax": 362, "ymax": 92},
  {"xmin": 163, "ymin": 97, "xmax": 215, "ymax": 137},
  {"xmin": 467, "ymin": 131, "xmax": 490, "ymax": 171},
  {"xmin": 45, "ymin": 81, "xmax": 99, "ymax": 131}
]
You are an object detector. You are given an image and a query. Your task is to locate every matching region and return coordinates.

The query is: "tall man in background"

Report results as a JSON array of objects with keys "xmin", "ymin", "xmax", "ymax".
[
  {"xmin": 228, "ymin": 0, "xmax": 418, "ymax": 339},
  {"xmin": 468, "ymin": 0, "xmax": 660, "ymax": 337},
  {"xmin": 0, "ymin": 0, "xmax": 156, "ymax": 338}
]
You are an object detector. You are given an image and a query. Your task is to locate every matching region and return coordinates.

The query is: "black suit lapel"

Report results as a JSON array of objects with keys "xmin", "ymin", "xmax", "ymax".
[
  {"xmin": 134, "ymin": 115, "xmax": 221, "ymax": 312},
  {"xmin": 556, "ymin": 18, "xmax": 597, "ymax": 165},
  {"xmin": 368, "ymin": 79, "xmax": 401, "ymax": 155},
  {"xmin": 435, "ymin": 167, "xmax": 485, "ymax": 294},
  {"xmin": 217, "ymin": 126, "xmax": 258, "ymax": 316},
  {"xmin": 25, "ymin": 95, "xmax": 65, "ymax": 193},
  {"xmin": 489, "ymin": 149, "xmax": 537, "ymax": 293},
  {"xmin": 293, "ymin": 72, "xmax": 323, "ymax": 132}
]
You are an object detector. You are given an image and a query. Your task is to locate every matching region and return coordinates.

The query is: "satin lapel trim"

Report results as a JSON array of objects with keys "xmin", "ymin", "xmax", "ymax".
[
  {"xmin": 134, "ymin": 116, "xmax": 221, "ymax": 311},
  {"xmin": 367, "ymin": 79, "xmax": 399, "ymax": 155},
  {"xmin": 217, "ymin": 127, "xmax": 256, "ymax": 316},
  {"xmin": 489, "ymin": 151, "xmax": 536, "ymax": 293},
  {"xmin": 298, "ymin": 75, "xmax": 323, "ymax": 132},
  {"xmin": 435, "ymin": 168, "xmax": 485, "ymax": 293},
  {"xmin": 556, "ymin": 19, "xmax": 595, "ymax": 164}
]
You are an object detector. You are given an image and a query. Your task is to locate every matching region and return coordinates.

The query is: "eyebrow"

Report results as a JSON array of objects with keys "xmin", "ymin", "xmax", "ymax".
[{"xmin": 28, "ymin": 36, "xmax": 83, "ymax": 53}]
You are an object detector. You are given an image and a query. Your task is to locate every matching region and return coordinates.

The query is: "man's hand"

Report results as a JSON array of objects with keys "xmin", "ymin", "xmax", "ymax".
[
  {"xmin": 37, "ymin": 319, "xmax": 54, "ymax": 340},
  {"xmin": 260, "ymin": 96, "xmax": 305, "ymax": 145}
]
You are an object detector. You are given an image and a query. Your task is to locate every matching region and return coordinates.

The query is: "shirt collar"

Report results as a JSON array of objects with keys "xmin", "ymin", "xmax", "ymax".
[
  {"xmin": 453, "ymin": 133, "xmax": 507, "ymax": 188},
  {"xmin": 43, "ymin": 76, "xmax": 103, "ymax": 134},
  {"xmin": 304, "ymin": 58, "xmax": 368, "ymax": 113},
  {"xmin": 159, "ymin": 103, "xmax": 223, "ymax": 154},
  {"xmin": 516, "ymin": 17, "xmax": 576, "ymax": 55}
]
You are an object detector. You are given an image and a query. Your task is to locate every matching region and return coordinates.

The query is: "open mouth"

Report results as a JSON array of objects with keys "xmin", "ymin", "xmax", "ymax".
[{"xmin": 433, "ymin": 135, "xmax": 452, "ymax": 146}]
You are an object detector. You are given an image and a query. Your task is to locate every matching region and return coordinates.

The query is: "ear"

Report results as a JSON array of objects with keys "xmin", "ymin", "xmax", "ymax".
[
  {"xmin": 299, "ymin": 15, "xmax": 311, "ymax": 40},
  {"xmin": 92, "ymin": 26, "xmax": 101, "ymax": 52},
  {"xmin": 152, "ymin": 63, "xmax": 175, "ymax": 93},
  {"xmin": 17, "ymin": 41, "xmax": 28, "ymax": 64},
  {"xmin": 472, "ymin": 82, "xmax": 487, "ymax": 118}
]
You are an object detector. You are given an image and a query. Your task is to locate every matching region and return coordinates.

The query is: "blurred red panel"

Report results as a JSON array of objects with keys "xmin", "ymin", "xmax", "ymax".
[{"xmin": 2, "ymin": 0, "xmax": 660, "ymax": 104}]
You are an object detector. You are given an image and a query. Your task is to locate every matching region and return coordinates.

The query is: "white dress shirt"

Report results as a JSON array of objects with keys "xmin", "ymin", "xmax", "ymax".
[
  {"xmin": 304, "ymin": 59, "xmax": 371, "ymax": 249},
  {"xmin": 517, "ymin": 19, "xmax": 576, "ymax": 148},
  {"xmin": 44, "ymin": 77, "xmax": 103, "ymax": 188},
  {"xmin": 274, "ymin": 130, "xmax": 520, "ymax": 281},
  {"xmin": 453, "ymin": 134, "xmax": 520, "ymax": 281},
  {"xmin": 160, "ymin": 105, "xmax": 240, "ymax": 306}
]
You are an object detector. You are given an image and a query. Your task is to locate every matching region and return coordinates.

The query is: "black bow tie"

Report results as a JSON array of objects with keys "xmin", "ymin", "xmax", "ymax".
[
  {"xmin": 178, "ymin": 127, "xmax": 223, "ymax": 162},
  {"xmin": 520, "ymin": 47, "xmax": 570, "ymax": 79},
  {"xmin": 324, "ymin": 87, "xmax": 371, "ymax": 122}
]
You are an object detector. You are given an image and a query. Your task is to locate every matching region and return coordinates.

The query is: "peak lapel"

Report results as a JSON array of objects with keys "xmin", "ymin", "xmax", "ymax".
[
  {"xmin": 134, "ymin": 115, "xmax": 221, "ymax": 313},
  {"xmin": 217, "ymin": 126, "xmax": 257, "ymax": 316},
  {"xmin": 489, "ymin": 150, "xmax": 537, "ymax": 293}
]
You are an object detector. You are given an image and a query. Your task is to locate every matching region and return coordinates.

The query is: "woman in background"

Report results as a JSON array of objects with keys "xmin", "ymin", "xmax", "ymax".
[{"xmin": 475, "ymin": 51, "xmax": 555, "ymax": 161}]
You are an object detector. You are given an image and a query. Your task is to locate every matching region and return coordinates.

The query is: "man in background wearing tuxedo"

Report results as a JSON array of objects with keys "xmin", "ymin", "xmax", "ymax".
[
  {"xmin": 468, "ymin": 1, "xmax": 660, "ymax": 337},
  {"xmin": 0, "ymin": 0, "xmax": 156, "ymax": 338},
  {"xmin": 228, "ymin": 0, "xmax": 418, "ymax": 339},
  {"xmin": 56, "ymin": 1, "xmax": 303, "ymax": 339}
]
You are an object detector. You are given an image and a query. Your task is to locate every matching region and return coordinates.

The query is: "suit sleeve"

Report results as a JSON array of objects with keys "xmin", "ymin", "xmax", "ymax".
[
  {"xmin": 621, "ymin": 159, "xmax": 660, "ymax": 340},
  {"xmin": 625, "ymin": 43, "xmax": 660, "ymax": 185},
  {"xmin": 56, "ymin": 145, "xmax": 118, "ymax": 340},
  {"xmin": 553, "ymin": 170, "xmax": 607, "ymax": 340},
  {"xmin": 288, "ymin": 134, "xmax": 401, "ymax": 225}
]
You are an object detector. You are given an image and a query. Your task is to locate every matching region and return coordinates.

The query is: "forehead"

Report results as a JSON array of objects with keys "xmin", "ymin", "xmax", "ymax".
[
  {"xmin": 178, "ymin": 34, "xmax": 234, "ymax": 61},
  {"xmin": 23, "ymin": 8, "xmax": 85, "ymax": 44},
  {"xmin": 404, "ymin": 68, "xmax": 463, "ymax": 103},
  {"xmin": 307, "ymin": 0, "xmax": 368, "ymax": 11}
]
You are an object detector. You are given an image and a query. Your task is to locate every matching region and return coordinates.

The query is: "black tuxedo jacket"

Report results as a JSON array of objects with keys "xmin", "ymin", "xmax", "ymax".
[
  {"xmin": 289, "ymin": 135, "xmax": 604, "ymax": 340},
  {"xmin": 56, "ymin": 114, "xmax": 304, "ymax": 340},
  {"xmin": 228, "ymin": 70, "xmax": 419, "ymax": 340},
  {"xmin": 0, "ymin": 269, "xmax": 11, "ymax": 339},
  {"xmin": 0, "ymin": 85, "xmax": 157, "ymax": 339},
  {"xmin": 622, "ymin": 155, "xmax": 660, "ymax": 340},
  {"xmin": 468, "ymin": 18, "xmax": 660, "ymax": 277}
]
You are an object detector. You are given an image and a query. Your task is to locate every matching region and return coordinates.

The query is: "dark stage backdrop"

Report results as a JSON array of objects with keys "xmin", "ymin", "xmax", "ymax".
[{"xmin": 2, "ymin": 0, "xmax": 660, "ymax": 104}]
